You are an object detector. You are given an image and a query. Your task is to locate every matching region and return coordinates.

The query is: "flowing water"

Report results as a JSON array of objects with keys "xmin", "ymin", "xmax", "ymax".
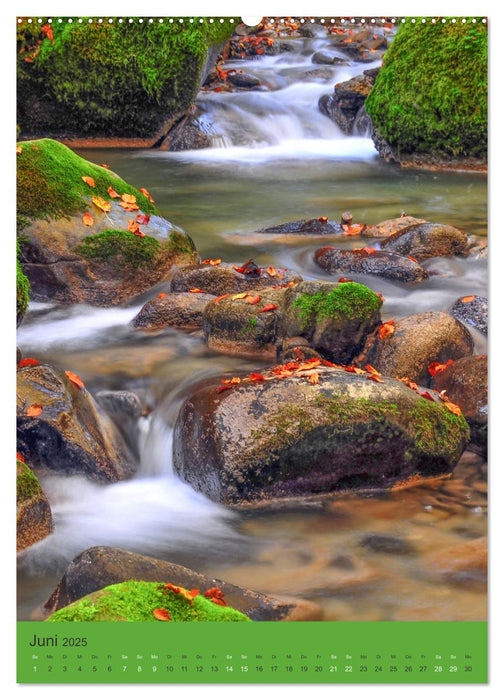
[{"xmin": 17, "ymin": 35, "xmax": 487, "ymax": 622}]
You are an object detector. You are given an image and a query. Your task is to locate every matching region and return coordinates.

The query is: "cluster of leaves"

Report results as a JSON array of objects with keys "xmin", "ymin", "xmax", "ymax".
[
  {"xmin": 76, "ymin": 229, "xmax": 160, "ymax": 272},
  {"xmin": 153, "ymin": 584, "xmax": 231, "ymax": 621},
  {"xmin": 366, "ymin": 20, "xmax": 487, "ymax": 158}
]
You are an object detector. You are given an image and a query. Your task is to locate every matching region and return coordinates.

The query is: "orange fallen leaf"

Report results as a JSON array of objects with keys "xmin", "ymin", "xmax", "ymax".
[
  {"xmin": 214, "ymin": 294, "xmax": 230, "ymax": 303},
  {"xmin": 136, "ymin": 214, "xmax": 151, "ymax": 225},
  {"xmin": 121, "ymin": 193, "xmax": 137, "ymax": 204},
  {"xmin": 343, "ymin": 224, "xmax": 364, "ymax": 236},
  {"xmin": 92, "ymin": 196, "xmax": 111, "ymax": 213},
  {"xmin": 81, "ymin": 176, "xmax": 95, "ymax": 188},
  {"xmin": 249, "ymin": 373, "xmax": 266, "ymax": 382},
  {"xmin": 210, "ymin": 597, "xmax": 227, "ymax": 606},
  {"xmin": 364, "ymin": 364, "xmax": 381, "ymax": 376},
  {"xmin": 345, "ymin": 366, "xmax": 367, "ymax": 375},
  {"xmin": 419, "ymin": 391, "xmax": 435, "ymax": 402},
  {"xmin": 164, "ymin": 583, "xmax": 198, "ymax": 605},
  {"xmin": 367, "ymin": 373, "xmax": 385, "ymax": 383},
  {"xmin": 16, "ymin": 145, "xmax": 22, "ymax": 154},
  {"xmin": 428, "ymin": 359, "xmax": 454, "ymax": 377},
  {"xmin": 157, "ymin": 293, "xmax": 167, "ymax": 299},
  {"xmin": 127, "ymin": 219, "xmax": 142, "ymax": 235},
  {"xmin": 217, "ymin": 385, "xmax": 233, "ymax": 393},
  {"xmin": 246, "ymin": 295, "xmax": 261, "ymax": 305},
  {"xmin": 444, "ymin": 401, "xmax": 462, "ymax": 416},
  {"xmin": 26, "ymin": 404, "xmax": 43, "ymax": 417},
  {"xmin": 397, "ymin": 377, "xmax": 419, "ymax": 392},
  {"xmin": 202, "ymin": 259, "xmax": 221, "ymax": 266},
  {"xmin": 18, "ymin": 358, "xmax": 39, "ymax": 368},
  {"xmin": 266, "ymin": 266, "xmax": 277, "ymax": 276},
  {"xmin": 153, "ymin": 608, "xmax": 171, "ymax": 621},
  {"xmin": 318, "ymin": 216, "xmax": 328, "ymax": 223},
  {"xmin": 376, "ymin": 292, "xmax": 386, "ymax": 303},
  {"xmin": 222, "ymin": 377, "xmax": 241, "ymax": 386},
  {"xmin": 338, "ymin": 277, "xmax": 354, "ymax": 283},
  {"xmin": 65, "ymin": 371, "xmax": 85, "ymax": 390},
  {"xmin": 139, "ymin": 187, "xmax": 155, "ymax": 204},
  {"xmin": 107, "ymin": 186, "xmax": 121, "ymax": 198},
  {"xmin": 461, "ymin": 295, "xmax": 476, "ymax": 303},
  {"xmin": 298, "ymin": 359, "xmax": 322, "ymax": 371},
  {"xmin": 16, "ymin": 452, "xmax": 25, "ymax": 463},
  {"xmin": 232, "ymin": 292, "xmax": 248, "ymax": 300},
  {"xmin": 322, "ymin": 359, "xmax": 339, "ymax": 368},
  {"xmin": 258, "ymin": 303, "xmax": 277, "ymax": 313},
  {"xmin": 82, "ymin": 212, "xmax": 94, "ymax": 226},
  {"xmin": 309, "ymin": 372, "xmax": 320, "ymax": 385},
  {"xmin": 378, "ymin": 320, "xmax": 396, "ymax": 340},
  {"xmin": 188, "ymin": 288, "xmax": 204, "ymax": 293},
  {"xmin": 408, "ymin": 255, "xmax": 418, "ymax": 263},
  {"xmin": 100, "ymin": 163, "xmax": 110, "ymax": 170},
  {"xmin": 119, "ymin": 201, "xmax": 140, "ymax": 212}
]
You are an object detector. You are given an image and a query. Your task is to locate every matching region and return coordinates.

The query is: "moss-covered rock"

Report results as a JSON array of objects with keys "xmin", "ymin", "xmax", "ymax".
[
  {"xmin": 366, "ymin": 21, "xmax": 487, "ymax": 166},
  {"xmin": 173, "ymin": 366, "xmax": 469, "ymax": 506},
  {"xmin": 47, "ymin": 580, "xmax": 251, "ymax": 622},
  {"xmin": 16, "ymin": 458, "xmax": 53, "ymax": 551},
  {"xmin": 17, "ymin": 139, "xmax": 197, "ymax": 305},
  {"xmin": 17, "ymin": 18, "xmax": 236, "ymax": 140},
  {"xmin": 16, "ymin": 240, "xmax": 30, "ymax": 325}
]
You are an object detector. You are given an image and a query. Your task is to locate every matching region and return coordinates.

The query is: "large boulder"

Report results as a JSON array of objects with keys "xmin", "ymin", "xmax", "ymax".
[
  {"xmin": 258, "ymin": 218, "xmax": 342, "ymax": 235},
  {"xmin": 17, "ymin": 364, "xmax": 136, "ymax": 482},
  {"xmin": 173, "ymin": 365, "xmax": 469, "ymax": 506},
  {"xmin": 450, "ymin": 295, "xmax": 488, "ymax": 335},
  {"xmin": 362, "ymin": 216, "xmax": 426, "ymax": 239},
  {"xmin": 319, "ymin": 70, "xmax": 378, "ymax": 135},
  {"xmin": 365, "ymin": 312, "xmax": 474, "ymax": 385},
  {"xmin": 314, "ymin": 247, "xmax": 428, "ymax": 284},
  {"xmin": 132, "ymin": 292, "xmax": 215, "ymax": 331},
  {"xmin": 379, "ymin": 222, "xmax": 470, "ymax": 259},
  {"xmin": 366, "ymin": 22, "xmax": 487, "ymax": 166},
  {"xmin": 44, "ymin": 546, "xmax": 322, "ymax": 622},
  {"xmin": 170, "ymin": 262, "xmax": 302, "ymax": 296},
  {"xmin": 17, "ymin": 19, "xmax": 235, "ymax": 142},
  {"xmin": 430, "ymin": 355, "xmax": 487, "ymax": 453},
  {"xmin": 16, "ymin": 458, "xmax": 53, "ymax": 552},
  {"xmin": 17, "ymin": 139, "xmax": 197, "ymax": 306}
]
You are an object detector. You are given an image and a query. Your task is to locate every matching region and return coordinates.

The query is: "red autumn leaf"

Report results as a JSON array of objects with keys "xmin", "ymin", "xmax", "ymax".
[
  {"xmin": 214, "ymin": 294, "xmax": 230, "ymax": 303},
  {"xmin": 257, "ymin": 48, "xmax": 264, "ymax": 54},
  {"xmin": 164, "ymin": 583, "xmax": 198, "ymax": 605},
  {"xmin": 428, "ymin": 359, "xmax": 454, "ymax": 377},
  {"xmin": 107, "ymin": 186, "xmax": 121, "ymax": 199},
  {"xmin": 26, "ymin": 404, "xmax": 43, "ymax": 417},
  {"xmin": 189, "ymin": 589, "xmax": 200, "ymax": 598},
  {"xmin": 158, "ymin": 293, "xmax": 167, "ymax": 299},
  {"xmin": 258, "ymin": 304, "xmax": 277, "ymax": 313},
  {"xmin": 322, "ymin": 359, "xmax": 338, "ymax": 367},
  {"xmin": 318, "ymin": 216, "xmax": 328, "ymax": 223},
  {"xmin": 343, "ymin": 224, "xmax": 364, "ymax": 236},
  {"xmin": 136, "ymin": 214, "xmax": 151, "ymax": 225},
  {"xmin": 367, "ymin": 373, "xmax": 385, "ymax": 383},
  {"xmin": 24, "ymin": 57, "xmax": 34, "ymax": 63},
  {"xmin": 153, "ymin": 608, "xmax": 171, "ymax": 621},
  {"xmin": 100, "ymin": 163, "xmax": 111, "ymax": 170},
  {"xmin": 188, "ymin": 288, "xmax": 204, "ymax": 293},
  {"xmin": 338, "ymin": 277, "xmax": 354, "ymax": 283},
  {"xmin": 408, "ymin": 255, "xmax": 418, "ymax": 263},
  {"xmin": 461, "ymin": 295, "xmax": 476, "ymax": 303},
  {"xmin": 222, "ymin": 377, "xmax": 241, "ymax": 386},
  {"xmin": 298, "ymin": 359, "xmax": 321, "ymax": 371},
  {"xmin": 246, "ymin": 295, "xmax": 261, "ymax": 305},
  {"xmin": 165, "ymin": 583, "xmax": 180, "ymax": 593},
  {"xmin": 308, "ymin": 372, "xmax": 320, "ymax": 385},
  {"xmin": 16, "ymin": 145, "xmax": 22, "ymax": 155},
  {"xmin": 41, "ymin": 24, "xmax": 54, "ymax": 42},
  {"xmin": 16, "ymin": 452, "xmax": 26, "ymax": 463},
  {"xmin": 420, "ymin": 391, "xmax": 435, "ymax": 401},
  {"xmin": 202, "ymin": 258, "xmax": 221, "ymax": 266},
  {"xmin": 204, "ymin": 587, "xmax": 224, "ymax": 599},
  {"xmin": 18, "ymin": 358, "xmax": 39, "ymax": 368},
  {"xmin": 139, "ymin": 187, "xmax": 155, "ymax": 204},
  {"xmin": 249, "ymin": 373, "xmax": 266, "ymax": 382},
  {"xmin": 210, "ymin": 597, "xmax": 228, "ymax": 606},
  {"xmin": 444, "ymin": 401, "xmax": 462, "ymax": 416},
  {"xmin": 397, "ymin": 377, "xmax": 419, "ymax": 392},
  {"xmin": 65, "ymin": 371, "xmax": 85, "ymax": 390},
  {"xmin": 345, "ymin": 365, "xmax": 367, "ymax": 375},
  {"xmin": 378, "ymin": 320, "xmax": 396, "ymax": 340},
  {"xmin": 365, "ymin": 364, "xmax": 381, "ymax": 375},
  {"xmin": 82, "ymin": 176, "xmax": 95, "ymax": 188},
  {"xmin": 92, "ymin": 196, "xmax": 111, "ymax": 212},
  {"xmin": 82, "ymin": 212, "xmax": 94, "ymax": 226},
  {"xmin": 121, "ymin": 193, "xmax": 137, "ymax": 204},
  {"xmin": 217, "ymin": 385, "xmax": 233, "ymax": 393}
]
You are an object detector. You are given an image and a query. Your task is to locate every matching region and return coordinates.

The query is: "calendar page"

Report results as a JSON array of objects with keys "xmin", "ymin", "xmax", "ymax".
[{"xmin": 15, "ymin": 11, "xmax": 488, "ymax": 684}]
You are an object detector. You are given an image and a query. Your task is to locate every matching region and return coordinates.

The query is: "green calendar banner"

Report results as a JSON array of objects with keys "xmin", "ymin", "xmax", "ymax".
[{"xmin": 17, "ymin": 621, "xmax": 487, "ymax": 683}]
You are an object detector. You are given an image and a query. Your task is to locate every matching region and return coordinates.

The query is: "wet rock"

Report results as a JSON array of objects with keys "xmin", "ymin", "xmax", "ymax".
[
  {"xmin": 17, "ymin": 364, "xmax": 136, "ymax": 482},
  {"xmin": 159, "ymin": 117, "xmax": 211, "ymax": 151},
  {"xmin": 132, "ymin": 292, "xmax": 215, "ymax": 331},
  {"xmin": 299, "ymin": 23, "xmax": 329, "ymax": 38},
  {"xmin": 366, "ymin": 312, "xmax": 474, "ymax": 386},
  {"xmin": 380, "ymin": 222, "xmax": 471, "ymax": 259},
  {"xmin": 319, "ymin": 71, "xmax": 378, "ymax": 134},
  {"xmin": 44, "ymin": 546, "xmax": 323, "ymax": 621},
  {"xmin": 362, "ymin": 216, "xmax": 427, "ymax": 239},
  {"xmin": 430, "ymin": 355, "xmax": 487, "ymax": 454},
  {"xmin": 203, "ymin": 288, "xmax": 286, "ymax": 358},
  {"xmin": 360, "ymin": 534, "xmax": 416, "ymax": 555},
  {"xmin": 95, "ymin": 390, "xmax": 144, "ymax": 459},
  {"xmin": 16, "ymin": 458, "xmax": 53, "ymax": 552},
  {"xmin": 281, "ymin": 337, "xmax": 322, "ymax": 363},
  {"xmin": 259, "ymin": 218, "xmax": 342, "ymax": 235},
  {"xmin": 353, "ymin": 105, "xmax": 373, "ymax": 135},
  {"xmin": 227, "ymin": 71, "xmax": 261, "ymax": 88},
  {"xmin": 450, "ymin": 295, "xmax": 488, "ymax": 335},
  {"xmin": 301, "ymin": 67, "xmax": 337, "ymax": 81},
  {"xmin": 422, "ymin": 537, "xmax": 487, "ymax": 588},
  {"xmin": 281, "ymin": 280, "xmax": 382, "ymax": 363},
  {"xmin": 170, "ymin": 262, "xmax": 302, "ymax": 296},
  {"xmin": 314, "ymin": 247, "xmax": 429, "ymax": 284},
  {"xmin": 312, "ymin": 50, "xmax": 348, "ymax": 65},
  {"xmin": 173, "ymin": 365, "xmax": 469, "ymax": 506}
]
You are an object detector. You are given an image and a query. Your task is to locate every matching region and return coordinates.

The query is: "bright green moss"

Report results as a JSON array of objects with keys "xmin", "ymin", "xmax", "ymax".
[
  {"xmin": 46, "ymin": 580, "xmax": 251, "ymax": 622},
  {"xmin": 366, "ymin": 21, "xmax": 487, "ymax": 158},
  {"xmin": 16, "ymin": 460, "xmax": 42, "ymax": 504},
  {"xmin": 293, "ymin": 282, "xmax": 382, "ymax": 327},
  {"xmin": 167, "ymin": 230, "xmax": 196, "ymax": 256},
  {"xmin": 408, "ymin": 398, "xmax": 470, "ymax": 456},
  {"xmin": 75, "ymin": 229, "xmax": 160, "ymax": 271},
  {"xmin": 17, "ymin": 18, "xmax": 237, "ymax": 138},
  {"xmin": 16, "ymin": 240, "xmax": 30, "ymax": 324},
  {"xmin": 17, "ymin": 139, "xmax": 158, "ymax": 220}
]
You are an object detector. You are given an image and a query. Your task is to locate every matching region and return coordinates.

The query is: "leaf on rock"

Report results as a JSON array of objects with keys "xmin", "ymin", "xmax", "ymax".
[
  {"xmin": 461, "ymin": 295, "xmax": 476, "ymax": 303},
  {"xmin": 202, "ymin": 258, "xmax": 221, "ymax": 266},
  {"xmin": 266, "ymin": 266, "xmax": 277, "ymax": 276},
  {"xmin": 188, "ymin": 288, "xmax": 204, "ymax": 293},
  {"xmin": 127, "ymin": 219, "xmax": 146, "ymax": 237},
  {"xmin": 16, "ymin": 145, "xmax": 22, "ymax": 155},
  {"xmin": 92, "ymin": 196, "xmax": 111, "ymax": 213},
  {"xmin": 378, "ymin": 320, "xmax": 396, "ymax": 340},
  {"xmin": 121, "ymin": 193, "xmax": 137, "ymax": 204},
  {"xmin": 153, "ymin": 608, "xmax": 171, "ymax": 621},
  {"xmin": 308, "ymin": 372, "xmax": 320, "ymax": 384},
  {"xmin": 18, "ymin": 358, "xmax": 40, "ymax": 368},
  {"xmin": 258, "ymin": 303, "xmax": 277, "ymax": 313},
  {"xmin": 338, "ymin": 277, "xmax": 354, "ymax": 283},
  {"xmin": 444, "ymin": 401, "xmax": 462, "ymax": 416},
  {"xmin": 249, "ymin": 373, "xmax": 266, "ymax": 382},
  {"xmin": 232, "ymin": 292, "xmax": 248, "ymax": 300},
  {"xmin": 419, "ymin": 391, "xmax": 435, "ymax": 402},
  {"xmin": 119, "ymin": 201, "xmax": 140, "ymax": 211},
  {"xmin": 82, "ymin": 212, "xmax": 94, "ymax": 226},
  {"xmin": 107, "ymin": 186, "xmax": 121, "ymax": 199},
  {"xmin": 100, "ymin": 163, "xmax": 111, "ymax": 170},
  {"xmin": 136, "ymin": 214, "xmax": 151, "ymax": 225},
  {"xmin": 428, "ymin": 359, "xmax": 454, "ymax": 377},
  {"xmin": 214, "ymin": 294, "xmax": 230, "ymax": 303},
  {"xmin": 139, "ymin": 187, "xmax": 155, "ymax": 204},
  {"xmin": 26, "ymin": 404, "xmax": 43, "ymax": 417},
  {"xmin": 343, "ymin": 224, "xmax": 364, "ymax": 236},
  {"xmin": 16, "ymin": 452, "xmax": 26, "ymax": 463},
  {"xmin": 318, "ymin": 216, "xmax": 328, "ymax": 223},
  {"xmin": 397, "ymin": 376, "xmax": 418, "ymax": 392},
  {"xmin": 157, "ymin": 293, "xmax": 167, "ymax": 299},
  {"xmin": 81, "ymin": 176, "xmax": 95, "ymax": 188},
  {"xmin": 65, "ymin": 371, "xmax": 85, "ymax": 390},
  {"xmin": 246, "ymin": 295, "xmax": 261, "ymax": 305}
]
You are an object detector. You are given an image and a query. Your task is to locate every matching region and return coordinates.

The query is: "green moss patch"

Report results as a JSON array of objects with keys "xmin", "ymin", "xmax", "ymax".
[
  {"xmin": 16, "ymin": 459, "xmax": 42, "ymax": 504},
  {"xmin": 366, "ymin": 21, "xmax": 487, "ymax": 158},
  {"xmin": 75, "ymin": 229, "xmax": 160, "ymax": 272},
  {"xmin": 408, "ymin": 398, "xmax": 470, "ymax": 457},
  {"xmin": 16, "ymin": 240, "xmax": 30, "ymax": 323},
  {"xmin": 17, "ymin": 138, "xmax": 158, "ymax": 220},
  {"xmin": 293, "ymin": 282, "xmax": 382, "ymax": 327},
  {"xmin": 47, "ymin": 580, "xmax": 251, "ymax": 622}
]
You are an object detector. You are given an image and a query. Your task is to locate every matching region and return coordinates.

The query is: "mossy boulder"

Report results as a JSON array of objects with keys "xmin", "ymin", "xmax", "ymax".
[
  {"xmin": 170, "ymin": 262, "xmax": 302, "ymax": 296},
  {"xmin": 314, "ymin": 246, "xmax": 428, "ymax": 283},
  {"xmin": 47, "ymin": 580, "xmax": 251, "ymax": 622},
  {"xmin": 365, "ymin": 312, "xmax": 474, "ymax": 385},
  {"xmin": 133, "ymin": 292, "xmax": 216, "ymax": 331},
  {"xmin": 281, "ymin": 281, "xmax": 382, "ymax": 363},
  {"xmin": 16, "ymin": 240, "xmax": 30, "ymax": 326},
  {"xmin": 366, "ymin": 21, "xmax": 487, "ymax": 166},
  {"xmin": 17, "ymin": 364, "xmax": 136, "ymax": 482},
  {"xmin": 16, "ymin": 458, "xmax": 53, "ymax": 552},
  {"xmin": 17, "ymin": 18, "xmax": 236, "ymax": 141},
  {"xmin": 44, "ymin": 546, "xmax": 322, "ymax": 621},
  {"xmin": 17, "ymin": 139, "xmax": 197, "ymax": 305},
  {"xmin": 173, "ymin": 366, "xmax": 469, "ymax": 506},
  {"xmin": 380, "ymin": 222, "xmax": 470, "ymax": 259}
]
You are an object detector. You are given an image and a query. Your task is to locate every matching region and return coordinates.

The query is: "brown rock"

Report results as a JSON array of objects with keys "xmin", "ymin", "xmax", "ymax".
[
  {"xmin": 170, "ymin": 262, "xmax": 302, "ymax": 296},
  {"xmin": 16, "ymin": 460, "xmax": 53, "ymax": 552},
  {"xmin": 422, "ymin": 537, "xmax": 487, "ymax": 587},
  {"xmin": 366, "ymin": 312, "xmax": 474, "ymax": 385},
  {"xmin": 314, "ymin": 247, "xmax": 428, "ymax": 284},
  {"xmin": 44, "ymin": 546, "xmax": 322, "ymax": 621},
  {"xmin": 132, "ymin": 292, "xmax": 215, "ymax": 331},
  {"xmin": 380, "ymin": 222, "xmax": 470, "ymax": 259},
  {"xmin": 362, "ymin": 216, "xmax": 427, "ymax": 238}
]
